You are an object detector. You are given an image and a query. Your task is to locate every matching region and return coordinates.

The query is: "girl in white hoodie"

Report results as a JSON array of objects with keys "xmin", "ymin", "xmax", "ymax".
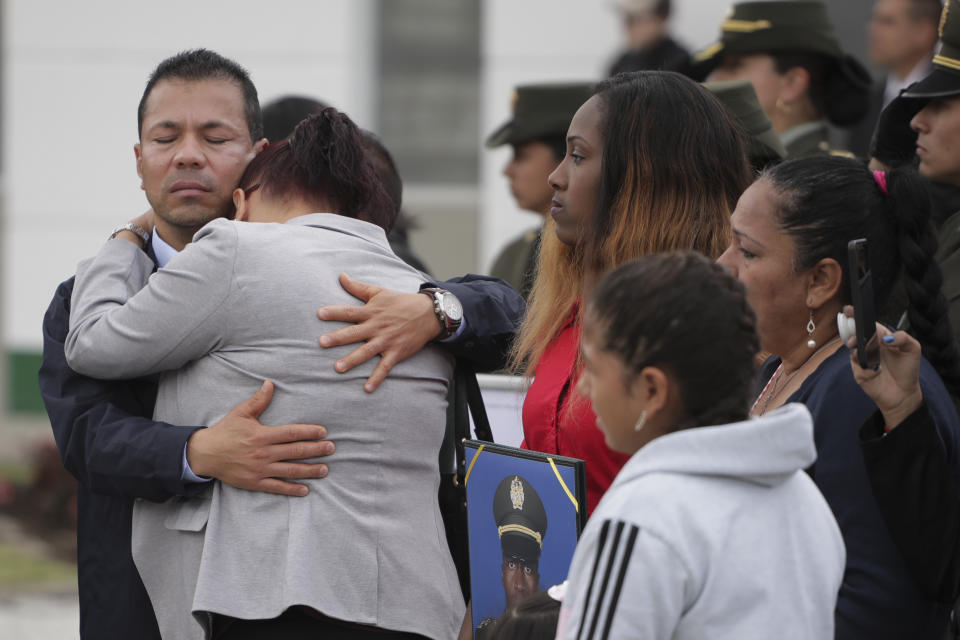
[{"xmin": 557, "ymin": 252, "xmax": 845, "ymax": 640}]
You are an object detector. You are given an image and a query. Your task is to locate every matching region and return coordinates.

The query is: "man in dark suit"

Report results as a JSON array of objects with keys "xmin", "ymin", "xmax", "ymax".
[
  {"xmin": 848, "ymin": 0, "xmax": 941, "ymax": 156},
  {"xmin": 38, "ymin": 49, "xmax": 339, "ymax": 640},
  {"xmin": 40, "ymin": 49, "xmax": 524, "ymax": 639}
]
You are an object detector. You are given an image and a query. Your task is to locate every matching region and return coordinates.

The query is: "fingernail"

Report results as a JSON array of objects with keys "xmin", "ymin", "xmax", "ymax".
[
  {"xmin": 317, "ymin": 427, "xmax": 327, "ymax": 438},
  {"xmin": 882, "ymin": 335, "xmax": 895, "ymax": 344},
  {"xmin": 318, "ymin": 465, "xmax": 328, "ymax": 477},
  {"xmin": 260, "ymin": 381, "xmax": 269, "ymax": 391},
  {"xmin": 319, "ymin": 335, "xmax": 330, "ymax": 347},
  {"xmin": 297, "ymin": 486, "xmax": 308, "ymax": 496},
  {"xmin": 335, "ymin": 361, "xmax": 345, "ymax": 372},
  {"xmin": 317, "ymin": 309, "xmax": 327, "ymax": 320}
]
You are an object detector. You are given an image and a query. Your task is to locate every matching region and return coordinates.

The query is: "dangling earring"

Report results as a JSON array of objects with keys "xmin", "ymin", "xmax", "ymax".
[
  {"xmin": 634, "ymin": 410, "xmax": 648, "ymax": 432},
  {"xmin": 806, "ymin": 310, "xmax": 816, "ymax": 349},
  {"xmin": 776, "ymin": 97, "xmax": 792, "ymax": 114}
]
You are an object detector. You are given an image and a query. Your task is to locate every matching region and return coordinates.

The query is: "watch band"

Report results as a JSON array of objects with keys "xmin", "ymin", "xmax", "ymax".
[
  {"xmin": 110, "ymin": 223, "xmax": 150, "ymax": 247},
  {"xmin": 419, "ymin": 287, "xmax": 461, "ymax": 340}
]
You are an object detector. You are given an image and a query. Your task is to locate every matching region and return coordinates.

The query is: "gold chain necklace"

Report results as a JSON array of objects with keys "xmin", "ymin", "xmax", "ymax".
[{"xmin": 751, "ymin": 336, "xmax": 842, "ymax": 416}]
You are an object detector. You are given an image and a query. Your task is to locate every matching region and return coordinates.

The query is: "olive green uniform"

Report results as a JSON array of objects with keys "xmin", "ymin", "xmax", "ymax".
[{"xmin": 490, "ymin": 228, "xmax": 540, "ymax": 300}]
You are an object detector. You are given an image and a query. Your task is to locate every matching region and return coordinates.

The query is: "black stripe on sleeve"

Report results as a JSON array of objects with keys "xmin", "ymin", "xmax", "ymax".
[
  {"xmin": 584, "ymin": 520, "xmax": 625, "ymax": 640},
  {"xmin": 600, "ymin": 524, "xmax": 639, "ymax": 640},
  {"xmin": 575, "ymin": 519, "xmax": 611, "ymax": 640}
]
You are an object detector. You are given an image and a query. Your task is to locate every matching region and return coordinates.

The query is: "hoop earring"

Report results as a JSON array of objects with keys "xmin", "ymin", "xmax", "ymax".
[
  {"xmin": 634, "ymin": 410, "xmax": 648, "ymax": 432},
  {"xmin": 806, "ymin": 311, "xmax": 816, "ymax": 349}
]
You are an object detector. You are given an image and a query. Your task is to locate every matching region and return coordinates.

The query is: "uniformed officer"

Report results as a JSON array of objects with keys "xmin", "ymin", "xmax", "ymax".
[
  {"xmin": 704, "ymin": 79, "xmax": 787, "ymax": 170},
  {"xmin": 486, "ymin": 83, "xmax": 593, "ymax": 299},
  {"xmin": 476, "ymin": 474, "xmax": 549, "ymax": 637},
  {"xmin": 873, "ymin": 0, "xmax": 960, "ymax": 347},
  {"xmin": 692, "ymin": 1, "xmax": 871, "ymax": 158}
]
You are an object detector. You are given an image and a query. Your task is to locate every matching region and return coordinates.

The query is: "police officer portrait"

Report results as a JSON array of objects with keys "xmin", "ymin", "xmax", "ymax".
[{"xmin": 463, "ymin": 443, "xmax": 585, "ymax": 638}]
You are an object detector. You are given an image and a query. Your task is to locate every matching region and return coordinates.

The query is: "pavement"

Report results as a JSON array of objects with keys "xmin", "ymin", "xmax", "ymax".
[
  {"xmin": 0, "ymin": 594, "xmax": 79, "ymax": 639},
  {"xmin": 0, "ymin": 414, "xmax": 80, "ymax": 639}
]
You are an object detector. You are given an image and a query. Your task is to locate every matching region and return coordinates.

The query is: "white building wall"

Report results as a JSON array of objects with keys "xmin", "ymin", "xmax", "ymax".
[
  {"xmin": 4, "ymin": 0, "xmax": 729, "ymax": 353},
  {"xmin": 3, "ymin": 0, "xmax": 376, "ymax": 351}
]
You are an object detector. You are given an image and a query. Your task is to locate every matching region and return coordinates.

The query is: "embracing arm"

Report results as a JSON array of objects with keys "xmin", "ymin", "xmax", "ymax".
[
  {"xmin": 65, "ymin": 221, "xmax": 237, "ymax": 379},
  {"xmin": 43, "ymin": 277, "xmax": 333, "ymax": 498},
  {"xmin": 40, "ymin": 277, "xmax": 204, "ymax": 500},
  {"xmin": 318, "ymin": 273, "xmax": 524, "ymax": 391},
  {"xmin": 428, "ymin": 274, "xmax": 525, "ymax": 369}
]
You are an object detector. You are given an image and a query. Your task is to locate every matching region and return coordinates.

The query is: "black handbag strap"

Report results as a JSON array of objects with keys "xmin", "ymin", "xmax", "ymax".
[{"xmin": 454, "ymin": 363, "xmax": 493, "ymax": 484}]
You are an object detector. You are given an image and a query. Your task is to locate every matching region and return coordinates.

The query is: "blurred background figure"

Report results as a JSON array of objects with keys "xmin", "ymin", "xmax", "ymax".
[
  {"xmin": 849, "ymin": 0, "xmax": 941, "ymax": 156},
  {"xmin": 607, "ymin": 0, "xmax": 692, "ymax": 77},
  {"xmin": 869, "ymin": 0, "xmax": 960, "ymax": 347},
  {"xmin": 261, "ymin": 94, "xmax": 431, "ymax": 274},
  {"xmin": 704, "ymin": 79, "xmax": 787, "ymax": 171},
  {"xmin": 261, "ymin": 95, "xmax": 331, "ymax": 144},
  {"xmin": 484, "ymin": 83, "xmax": 593, "ymax": 298},
  {"xmin": 694, "ymin": 0, "xmax": 872, "ymax": 158}
]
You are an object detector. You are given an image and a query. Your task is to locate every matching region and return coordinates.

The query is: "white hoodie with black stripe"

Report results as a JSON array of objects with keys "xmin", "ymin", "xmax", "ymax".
[{"xmin": 557, "ymin": 403, "xmax": 845, "ymax": 640}]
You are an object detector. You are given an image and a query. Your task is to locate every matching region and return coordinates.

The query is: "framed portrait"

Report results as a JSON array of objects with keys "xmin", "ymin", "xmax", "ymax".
[{"xmin": 464, "ymin": 440, "xmax": 586, "ymax": 638}]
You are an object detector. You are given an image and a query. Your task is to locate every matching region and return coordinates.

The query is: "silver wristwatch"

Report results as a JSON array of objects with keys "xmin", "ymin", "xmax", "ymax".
[
  {"xmin": 109, "ymin": 223, "xmax": 150, "ymax": 247},
  {"xmin": 419, "ymin": 287, "xmax": 463, "ymax": 339}
]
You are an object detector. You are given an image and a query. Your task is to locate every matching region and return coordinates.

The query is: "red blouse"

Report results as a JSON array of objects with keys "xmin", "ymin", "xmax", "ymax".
[{"xmin": 521, "ymin": 307, "xmax": 630, "ymax": 515}]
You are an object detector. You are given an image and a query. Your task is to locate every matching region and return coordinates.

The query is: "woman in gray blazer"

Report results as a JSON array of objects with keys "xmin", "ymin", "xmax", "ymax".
[{"xmin": 65, "ymin": 110, "xmax": 462, "ymax": 639}]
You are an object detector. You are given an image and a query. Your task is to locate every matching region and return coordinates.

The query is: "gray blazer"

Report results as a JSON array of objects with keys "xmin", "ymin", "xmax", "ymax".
[{"xmin": 65, "ymin": 215, "xmax": 463, "ymax": 640}]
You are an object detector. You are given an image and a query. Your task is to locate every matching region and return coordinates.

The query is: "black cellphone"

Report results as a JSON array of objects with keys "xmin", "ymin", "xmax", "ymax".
[{"xmin": 848, "ymin": 238, "xmax": 880, "ymax": 369}]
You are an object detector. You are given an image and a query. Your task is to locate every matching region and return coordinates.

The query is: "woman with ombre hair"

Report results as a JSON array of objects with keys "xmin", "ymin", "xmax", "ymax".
[{"xmin": 511, "ymin": 71, "xmax": 753, "ymax": 512}]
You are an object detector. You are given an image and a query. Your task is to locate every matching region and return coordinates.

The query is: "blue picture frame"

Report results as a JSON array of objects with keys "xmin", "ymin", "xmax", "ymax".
[{"xmin": 464, "ymin": 440, "xmax": 586, "ymax": 637}]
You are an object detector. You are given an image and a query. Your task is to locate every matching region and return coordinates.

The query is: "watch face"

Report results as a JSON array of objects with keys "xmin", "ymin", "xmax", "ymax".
[{"xmin": 440, "ymin": 293, "xmax": 463, "ymax": 321}]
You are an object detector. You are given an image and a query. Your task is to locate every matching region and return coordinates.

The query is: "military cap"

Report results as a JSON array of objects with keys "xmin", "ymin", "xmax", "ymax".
[
  {"xmin": 901, "ymin": 0, "xmax": 960, "ymax": 100},
  {"xmin": 614, "ymin": 0, "xmax": 664, "ymax": 15},
  {"xmin": 493, "ymin": 475, "xmax": 548, "ymax": 565},
  {"xmin": 691, "ymin": 1, "xmax": 871, "ymax": 125},
  {"xmin": 704, "ymin": 79, "xmax": 786, "ymax": 167},
  {"xmin": 485, "ymin": 82, "xmax": 594, "ymax": 149}
]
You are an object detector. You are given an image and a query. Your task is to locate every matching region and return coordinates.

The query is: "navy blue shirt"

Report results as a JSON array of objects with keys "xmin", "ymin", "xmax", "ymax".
[{"xmin": 760, "ymin": 347, "xmax": 960, "ymax": 639}]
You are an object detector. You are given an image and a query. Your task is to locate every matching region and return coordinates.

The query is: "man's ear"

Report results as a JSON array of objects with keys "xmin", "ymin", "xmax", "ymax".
[
  {"xmin": 254, "ymin": 138, "xmax": 269, "ymax": 154},
  {"xmin": 233, "ymin": 188, "xmax": 249, "ymax": 222},
  {"xmin": 806, "ymin": 257, "xmax": 843, "ymax": 309},
  {"xmin": 134, "ymin": 143, "xmax": 144, "ymax": 190}
]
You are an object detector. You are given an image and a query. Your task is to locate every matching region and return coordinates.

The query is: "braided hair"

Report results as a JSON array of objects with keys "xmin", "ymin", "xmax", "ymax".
[
  {"xmin": 764, "ymin": 155, "xmax": 960, "ymax": 396},
  {"xmin": 586, "ymin": 252, "xmax": 761, "ymax": 428}
]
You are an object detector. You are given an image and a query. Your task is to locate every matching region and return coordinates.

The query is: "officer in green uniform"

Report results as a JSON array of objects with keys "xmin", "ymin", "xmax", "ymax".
[
  {"xmin": 486, "ymin": 83, "xmax": 594, "ymax": 299},
  {"xmin": 692, "ymin": 1, "xmax": 871, "ymax": 158},
  {"xmin": 704, "ymin": 79, "xmax": 786, "ymax": 170},
  {"xmin": 475, "ymin": 474, "xmax": 548, "ymax": 638},
  {"xmin": 874, "ymin": 0, "xmax": 960, "ymax": 346}
]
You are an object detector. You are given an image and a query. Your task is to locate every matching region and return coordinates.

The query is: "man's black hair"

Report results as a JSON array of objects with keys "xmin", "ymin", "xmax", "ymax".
[{"xmin": 137, "ymin": 48, "xmax": 263, "ymax": 142}]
